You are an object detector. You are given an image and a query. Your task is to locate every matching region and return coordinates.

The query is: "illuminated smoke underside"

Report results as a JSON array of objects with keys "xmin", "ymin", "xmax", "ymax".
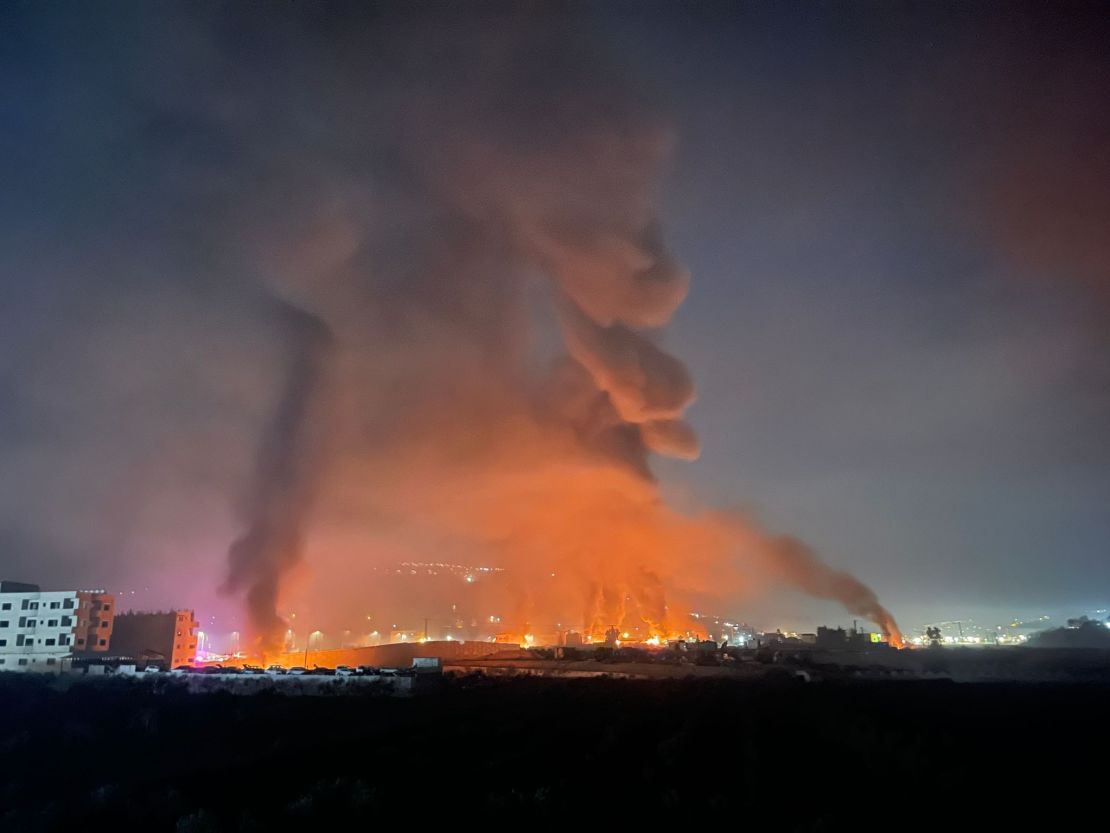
[{"xmin": 214, "ymin": 6, "xmax": 902, "ymax": 649}]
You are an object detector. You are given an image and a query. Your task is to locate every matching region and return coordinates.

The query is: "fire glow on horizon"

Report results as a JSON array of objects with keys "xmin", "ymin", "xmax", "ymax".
[{"xmin": 205, "ymin": 8, "xmax": 903, "ymax": 655}]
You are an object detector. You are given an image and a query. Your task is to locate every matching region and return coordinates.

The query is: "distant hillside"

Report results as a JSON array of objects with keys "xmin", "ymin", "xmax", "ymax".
[{"xmin": 1029, "ymin": 618, "xmax": 1110, "ymax": 648}]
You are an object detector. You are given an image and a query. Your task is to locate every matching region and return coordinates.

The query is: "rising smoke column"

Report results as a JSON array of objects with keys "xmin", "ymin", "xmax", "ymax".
[
  {"xmin": 202, "ymin": 4, "xmax": 902, "ymax": 648},
  {"xmin": 714, "ymin": 516, "xmax": 904, "ymax": 645},
  {"xmin": 222, "ymin": 300, "xmax": 333, "ymax": 651}
]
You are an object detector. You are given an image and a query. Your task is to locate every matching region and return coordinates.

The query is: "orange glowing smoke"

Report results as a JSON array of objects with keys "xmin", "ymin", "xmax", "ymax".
[
  {"xmin": 219, "ymin": 8, "xmax": 902, "ymax": 651},
  {"xmin": 289, "ymin": 402, "xmax": 903, "ymax": 648}
]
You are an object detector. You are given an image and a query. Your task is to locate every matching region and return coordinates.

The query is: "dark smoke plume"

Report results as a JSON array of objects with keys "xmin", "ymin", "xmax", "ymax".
[
  {"xmin": 203, "ymin": 3, "xmax": 903, "ymax": 648},
  {"xmin": 222, "ymin": 300, "xmax": 333, "ymax": 650},
  {"xmin": 0, "ymin": 2, "xmax": 900, "ymax": 648}
]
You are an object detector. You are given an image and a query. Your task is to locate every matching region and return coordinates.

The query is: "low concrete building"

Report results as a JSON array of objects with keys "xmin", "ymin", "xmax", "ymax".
[{"xmin": 107, "ymin": 610, "xmax": 199, "ymax": 668}]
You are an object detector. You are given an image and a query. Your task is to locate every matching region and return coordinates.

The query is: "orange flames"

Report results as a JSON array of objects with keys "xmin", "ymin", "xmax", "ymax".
[
  {"xmin": 220, "ymin": 9, "xmax": 902, "ymax": 652},
  {"xmin": 282, "ymin": 418, "xmax": 902, "ymax": 648}
]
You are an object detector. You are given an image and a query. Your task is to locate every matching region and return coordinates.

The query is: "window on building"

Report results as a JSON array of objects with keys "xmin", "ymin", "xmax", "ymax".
[
  {"xmin": 50, "ymin": 601, "xmax": 59, "ymax": 609},
  {"xmin": 98, "ymin": 639, "xmax": 107, "ymax": 647},
  {"xmin": 77, "ymin": 638, "xmax": 85, "ymax": 646},
  {"xmin": 30, "ymin": 602, "xmax": 38, "ymax": 610},
  {"xmin": 21, "ymin": 599, "xmax": 29, "ymax": 610},
  {"xmin": 0, "ymin": 658, "xmax": 5, "ymax": 664},
  {"xmin": 48, "ymin": 619, "xmax": 58, "ymax": 627},
  {"xmin": 0, "ymin": 639, "xmax": 6, "ymax": 647},
  {"xmin": 100, "ymin": 621, "xmax": 108, "ymax": 628},
  {"xmin": 63, "ymin": 599, "xmax": 74, "ymax": 609},
  {"xmin": 1, "ymin": 602, "xmax": 10, "ymax": 610},
  {"xmin": 27, "ymin": 619, "xmax": 36, "ymax": 627},
  {"xmin": 46, "ymin": 658, "xmax": 56, "ymax": 665},
  {"xmin": 45, "ymin": 638, "xmax": 56, "ymax": 646},
  {"xmin": 16, "ymin": 635, "xmax": 25, "ymax": 647},
  {"xmin": 0, "ymin": 620, "xmax": 7, "ymax": 628},
  {"xmin": 18, "ymin": 658, "xmax": 28, "ymax": 666},
  {"xmin": 61, "ymin": 616, "xmax": 71, "ymax": 626}
]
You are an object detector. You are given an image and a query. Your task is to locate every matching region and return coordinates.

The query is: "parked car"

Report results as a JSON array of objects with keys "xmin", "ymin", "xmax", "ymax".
[
  {"xmin": 265, "ymin": 664, "xmax": 287, "ymax": 675},
  {"xmin": 141, "ymin": 664, "xmax": 162, "ymax": 674},
  {"xmin": 287, "ymin": 666, "xmax": 309, "ymax": 675},
  {"xmin": 241, "ymin": 665, "xmax": 266, "ymax": 675},
  {"xmin": 334, "ymin": 665, "xmax": 355, "ymax": 677},
  {"xmin": 309, "ymin": 666, "xmax": 335, "ymax": 676},
  {"xmin": 170, "ymin": 665, "xmax": 194, "ymax": 675},
  {"xmin": 355, "ymin": 666, "xmax": 381, "ymax": 676}
]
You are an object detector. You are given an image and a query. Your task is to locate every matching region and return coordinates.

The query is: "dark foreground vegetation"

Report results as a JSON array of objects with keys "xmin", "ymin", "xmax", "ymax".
[{"xmin": 1, "ymin": 672, "xmax": 1106, "ymax": 830}]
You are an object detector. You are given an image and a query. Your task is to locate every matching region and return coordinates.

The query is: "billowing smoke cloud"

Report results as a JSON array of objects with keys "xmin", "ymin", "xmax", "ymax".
[
  {"xmin": 200, "ymin": 3, "xmax": 901, "ymax": 648},
  {"xmin": 0, "ymin": 3, "xmax": 902, "ymax": 648}
]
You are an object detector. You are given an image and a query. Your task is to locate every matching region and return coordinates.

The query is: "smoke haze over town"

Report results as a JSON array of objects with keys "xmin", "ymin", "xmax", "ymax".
[
  {"xmin": 3, "ymin": 5, "xmax": 1110, "ymax": 827},
  {"xmin": 2, "ymin": 1, "xmax": 1109, "ymax": 646}
]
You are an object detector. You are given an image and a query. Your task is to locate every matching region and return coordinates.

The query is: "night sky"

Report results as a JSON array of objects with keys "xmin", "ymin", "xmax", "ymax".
[{"xmin": 1, "ymin": 1, "xmax": 1108, "ymax": 636}]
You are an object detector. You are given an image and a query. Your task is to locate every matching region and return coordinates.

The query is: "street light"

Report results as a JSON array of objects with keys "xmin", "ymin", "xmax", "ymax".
[{"xmin": 304, "ymin": 630, "xmax": 322, "ymax": 668}]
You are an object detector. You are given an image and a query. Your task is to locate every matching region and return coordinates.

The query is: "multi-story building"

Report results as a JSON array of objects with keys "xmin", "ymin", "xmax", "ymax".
[
  {"xmin": 108, "ymin": 610, "xmax": 199, "ymax": 668},
  {"xmin": 0, "ymin": 581, "xmax": 115, "ymax": 672}
]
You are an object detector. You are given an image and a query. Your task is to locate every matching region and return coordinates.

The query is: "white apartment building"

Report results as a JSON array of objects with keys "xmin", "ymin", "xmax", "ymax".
[{"xmin": 0, "ymin": 581, "xmax": 115, "ymax": 672}]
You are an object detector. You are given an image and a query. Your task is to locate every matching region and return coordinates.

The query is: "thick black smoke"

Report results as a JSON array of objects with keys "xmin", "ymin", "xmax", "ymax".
[
  {"xmin": 222, "ymin": 300, "xmax": 333, "ymax": 649},
  {"xmin": 0, "ymin": 1, "xmax": 905, "ymax": 646}
]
